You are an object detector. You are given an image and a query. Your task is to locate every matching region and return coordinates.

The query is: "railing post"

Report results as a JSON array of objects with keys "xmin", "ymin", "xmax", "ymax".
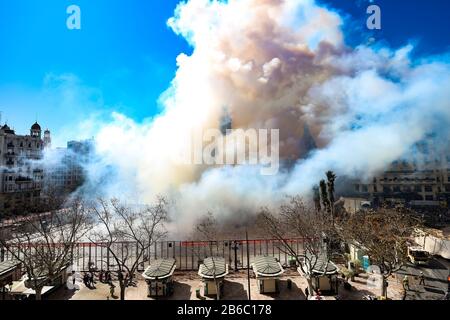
[
  {"xmin": 121, "ymin": 242, "xmax": 124, "ymax": 265},
  {"xmin": 82, "ymin": 243, "xmax": 85, "ymax": 270},
  {"xmin": 88, "ymin": 243, "xmax": 92, "ymax": 267},
  {"xmin": 107, "ymin": 244, "xmax": 110, "ymax": 271},
  {"xmin": 191, "ymin": 242, "xmax": 194, "ymax": 270},
  {"xmin": 136, "ymin": 242, "xmax": 140, "ymax": 271},
  {"xmin": 232, "ymin": 241, "xmax": 238, "ymax": 271},
  {"xmin": 185, "ymin": 242, "xmax": 188, "ymax": 271}
]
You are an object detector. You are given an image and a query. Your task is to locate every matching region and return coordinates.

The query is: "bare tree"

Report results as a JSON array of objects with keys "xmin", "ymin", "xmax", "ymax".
[
  {"xmin": 193, "ymin": 212, "xmax": 224, "ymax": 300},
  {"xmin": 257, "ymin": 196, "xmax": 338, "ymax": 296},
  {"xmin": 338, "ymin": 207, "xmax": 420, "ymax": 298},
  {"xmin": 0, "ymin": 198, "xmax": 90, "ymax": 300},
  {"xmin": 88, "ymin": 197, "xmax": 168, "ymax": 300}
]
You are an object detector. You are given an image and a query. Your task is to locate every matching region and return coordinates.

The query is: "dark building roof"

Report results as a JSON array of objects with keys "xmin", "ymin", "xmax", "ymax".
[
  {"xmin": 142, "ymin": 259, "xmax": 176, "ymax": 280},
  {"xmin": 0, "ymin": 260, "xmax": 21, "ymax": 277},
  {"xmin": 199, "ymin": 257, "xmax": 228, "ymax": 278},
  {"xmin": 1, "ymin": 124, "xmax": 15, "ymax": 134},
  {"xmin": 252, "ymin": 255, "xmax": 284, "ymax": 277},
  {"xmin": 31, "ymin": 122, "xmax": 41, "ymax": 131}
]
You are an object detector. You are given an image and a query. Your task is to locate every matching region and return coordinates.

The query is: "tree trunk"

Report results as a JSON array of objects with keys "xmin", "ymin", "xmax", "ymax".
[
  {"xmin": 35, "ymin": 287, "xmax": 43, "ymax": 301},
  {"xmin": 120, "ymin": 284, "xmax": 126, "ymax": 300},
  {"xmin": 215, "ymin": 280, "xmax": 220, "ymax": 300},
  {"xmin": 306, "ymin": 276, "xmax": 314, "ymax": 298},
  {"xmin": 381, "ymin": 277, "xmax": 388, "ymax": 299}
]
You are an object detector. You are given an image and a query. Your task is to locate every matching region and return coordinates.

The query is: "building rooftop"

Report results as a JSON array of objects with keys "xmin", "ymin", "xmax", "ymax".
[
  {"xmin": 1, "ymin": 124, "xmax": 15, "ymax": 134},
  {"xmin": 142, "ymin": 259, "xmax": 176, "ymax": 280},
  {"xmin": 306, "ymin": 252, "xmax": 339, "ymax": 275},
  {"xmin": 252, "ymin": 255, "xmax": 284, "ymax": 277},
  {"xmin": 0, "ymin": 260, "xmax": 21, "ymax": 277},
  {"xmin": 31, "ymin": 122, "xmax": 41, "ymax": 131},
  {"xmin": 198, "ymin": 257, "xmax": 228, "ymax": 279}
]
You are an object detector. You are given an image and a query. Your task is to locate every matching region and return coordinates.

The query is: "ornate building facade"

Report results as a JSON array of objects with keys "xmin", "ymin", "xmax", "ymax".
[{"xmin": 0, "ymin": 122, "xmax": 44, "ymax": 216}]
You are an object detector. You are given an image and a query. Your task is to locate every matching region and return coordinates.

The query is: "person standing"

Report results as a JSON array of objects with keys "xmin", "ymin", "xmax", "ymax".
[
  {"xmin": 403, "ymin": 275, "xmax": 410, "ymax": 291},
  {"xmin": 419, "ymin": 272, "xmax": 425, "ymax": 286},
  {"xmin": 109, "ymin": 283, "xmax": 116, "ymax": 299}
]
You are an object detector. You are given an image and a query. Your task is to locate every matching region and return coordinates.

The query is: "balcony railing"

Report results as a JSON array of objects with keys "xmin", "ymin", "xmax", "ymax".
[{"xmin": 1, "ymin": 239, "xmax": 306, "ymax": 272}]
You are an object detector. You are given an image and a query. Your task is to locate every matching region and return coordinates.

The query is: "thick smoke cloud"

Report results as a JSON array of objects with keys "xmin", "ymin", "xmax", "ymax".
[{"xmin": 80, "ymin": 0, "xmax": 450, "ymax": 233}]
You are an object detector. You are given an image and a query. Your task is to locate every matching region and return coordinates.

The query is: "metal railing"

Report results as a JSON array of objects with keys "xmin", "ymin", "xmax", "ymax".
[{"xmin": 1, "ymin": 238, "xmax": 305, "ymax": 272}]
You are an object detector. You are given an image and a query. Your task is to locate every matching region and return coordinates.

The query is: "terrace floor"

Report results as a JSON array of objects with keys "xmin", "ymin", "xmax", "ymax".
[{"xmin": 47, "ymin": 270, "xmax": 405, "ymax": 301}]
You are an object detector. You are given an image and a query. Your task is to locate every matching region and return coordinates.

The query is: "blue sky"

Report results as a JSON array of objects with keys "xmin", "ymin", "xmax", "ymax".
[{"xmin": 0, "ymin": 0, "xmax": 449, "ymax": 146}]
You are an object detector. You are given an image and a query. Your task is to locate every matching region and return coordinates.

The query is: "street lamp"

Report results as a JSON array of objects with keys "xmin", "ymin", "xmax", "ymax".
[{"xmin": 231, "ymin": 241, "xmax": 240, "ymax": 271}]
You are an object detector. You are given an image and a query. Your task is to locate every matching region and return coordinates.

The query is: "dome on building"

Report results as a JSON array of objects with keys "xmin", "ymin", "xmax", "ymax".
[
  {"xmin": 44, "ymin": 129, "xmax": 50, "ymax": 134},
  {"xmin": 1, "ymin": 124, "xmax": 11, "ymax": 131},
  {"xmin": 31, "ymin": 122, "xmax": 41, "ymax": 131}
]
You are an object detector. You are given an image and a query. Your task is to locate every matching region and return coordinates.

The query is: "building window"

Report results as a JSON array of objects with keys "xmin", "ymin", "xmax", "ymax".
[
  {"xmin": 425, "ymin": 195, "xmax": 434, "ymax": 201},
  {"xmin": 414, "ymin": 186, "xmax": 422, "ymax": 192},
  {"xmin": 424, "ymin": 186, "xmax": 433, "ymax": 192}
]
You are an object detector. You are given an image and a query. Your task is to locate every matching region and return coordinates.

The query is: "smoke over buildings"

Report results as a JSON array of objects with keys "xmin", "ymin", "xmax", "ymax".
[{"xmin": 69, "ymin": 0, "xmax": 450, "ymax": 232}]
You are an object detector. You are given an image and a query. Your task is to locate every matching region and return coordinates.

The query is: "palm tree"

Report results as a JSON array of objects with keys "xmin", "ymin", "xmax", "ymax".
[
  {"xmin": 319, "ymin": 180, "xmax": 330, "ymax": 214},
  {"xmin": 313, "ymin": 186, "xmax": 321, "ymax": 212},
  {"xmin": 326, "ymin": 171, "xmax": 337, "ymax": 224}
]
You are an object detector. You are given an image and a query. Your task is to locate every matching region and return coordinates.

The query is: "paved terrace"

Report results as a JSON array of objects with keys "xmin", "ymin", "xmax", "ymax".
[{"xmin": 45, "ymin": 270, "xmax": 405, "ymax": 301}]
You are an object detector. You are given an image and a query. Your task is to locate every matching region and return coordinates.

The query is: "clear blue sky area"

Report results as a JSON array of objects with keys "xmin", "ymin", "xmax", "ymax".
[{"xmin": 0, "ymin": 0, "xmax": 449, "ymax": 144}]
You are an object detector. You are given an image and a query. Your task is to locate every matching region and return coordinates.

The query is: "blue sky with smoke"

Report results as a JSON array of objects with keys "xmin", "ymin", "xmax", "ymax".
[
  {"xmin": 0, "ymin": 0, "xmax": 449, "ymax": 146},
  {"xmin": 1, "ymin": 0, "xmax": 450, "ymax": 229}
]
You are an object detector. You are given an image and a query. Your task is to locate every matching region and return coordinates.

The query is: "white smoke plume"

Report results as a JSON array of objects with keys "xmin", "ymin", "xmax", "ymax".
[{"xmin": 78, "ymin": 0, "xmax": 450, "ymax": 234}]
